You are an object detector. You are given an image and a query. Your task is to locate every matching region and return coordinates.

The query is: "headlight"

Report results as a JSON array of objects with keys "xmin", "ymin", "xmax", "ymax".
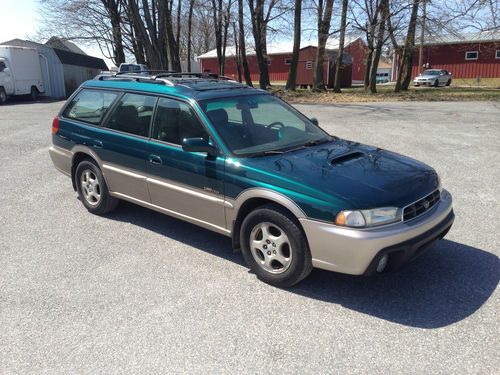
[{"xmin": 335, "ymin": 207, "xmax": 401, "ymax": 228}]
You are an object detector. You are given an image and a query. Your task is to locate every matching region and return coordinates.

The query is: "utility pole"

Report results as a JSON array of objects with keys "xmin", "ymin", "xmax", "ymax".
[{"xmin": 418, "ymin": 0, "xmax": 427, "ymax": 73}]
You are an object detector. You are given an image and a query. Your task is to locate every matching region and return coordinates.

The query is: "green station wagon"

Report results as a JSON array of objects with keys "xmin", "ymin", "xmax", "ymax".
[{"xmin": 49, "ymin": 73, "xmax": 454, "ymax": 287}]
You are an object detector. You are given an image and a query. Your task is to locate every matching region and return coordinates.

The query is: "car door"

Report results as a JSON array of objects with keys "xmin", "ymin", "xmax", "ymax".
[
  {"xmin": 95, "ymin": 92, "xmax": 158, "ymax": 202},
  {"xmin": 146, "ymin": 97, "xmax": 227, "ymax": 232}
]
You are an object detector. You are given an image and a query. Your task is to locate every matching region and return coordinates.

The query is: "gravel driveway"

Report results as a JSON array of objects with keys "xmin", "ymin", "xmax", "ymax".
[{"xmin": 1, "ymin": 99, "xmax": 498, "ymax": 373}]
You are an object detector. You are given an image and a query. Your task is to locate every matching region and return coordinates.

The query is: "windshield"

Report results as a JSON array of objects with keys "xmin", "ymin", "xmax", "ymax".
[
  {"xmin": 423, "ymin": 70, "xmax": 440, "ymax": 76},
  {"xmin": 199, "ymin": 94, "xmax": 331, "ymax": 156}
]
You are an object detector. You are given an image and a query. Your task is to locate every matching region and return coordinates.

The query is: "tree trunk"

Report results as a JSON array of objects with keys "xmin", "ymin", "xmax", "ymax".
[
  {"xmin": 233, "ymin": 21, "xmax": 242, "ymax": 82},
  {"xmin": 101, "ymin": 0, "xmax": 125, "ymax": 66},
  {"xmin": 238, "ymin": 0, "xmax": 253, "ymax": 86},
  {"xmin": 286, "ymin": 0, "xmax": 302, "ymax": 90},
  {"xmin": 313, "ymin": 0, "xmax": 334, "ymax": 91},
  {"xmin": 166, "ymin": 1, "xmax": 181, "ymax": 71},
  {"xmin": 333, "ymin": 0, "xmax": 348, "ymax": 93},
  {"xmin": 395, "ymin": 0, "xmax": 419, "ymax": 92},
  {"xmin": 369, "ymin": 0, "xmax": 388, "ymax": 93},
  {"xmin": 249, "ymin": 0, "xmax": 271, "ymax": 89},
  {"xmin": 187, "ymin": 0, "xmax": 194, "ymax": 71},
  {"xmin": 211, "ymin": 0, "xmax": 224, "ymax": 74}
]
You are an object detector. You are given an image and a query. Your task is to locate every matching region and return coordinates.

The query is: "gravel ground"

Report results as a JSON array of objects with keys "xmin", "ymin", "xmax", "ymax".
[{"xmin": 0, "ymin": 99, "xmax": 498, "ymax": 374}]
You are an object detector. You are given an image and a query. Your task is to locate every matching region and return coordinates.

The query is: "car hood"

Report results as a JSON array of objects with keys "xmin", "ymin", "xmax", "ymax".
[
  {"xmin": 415, "ymin": 75, "xmax": 437, "ymax": 79},
  {"xmin": 237, "ymin": 138, "xmax": 439, "ymax": 211}
]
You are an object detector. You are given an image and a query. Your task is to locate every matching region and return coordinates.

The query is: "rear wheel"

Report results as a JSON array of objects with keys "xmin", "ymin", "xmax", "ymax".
[
  {"xmin": 446, "ymin": 79, "xmax": 451, "ymax": 86},
  {"xmin": 30, "ymin": 86, "xmax": 38, "ymax": 101},
  {"xmin": 240, "ymin": 204, "xmax": 313, "ymax": 287},
  {"xmin": 75, "ymin": 159, "xmax": 119, "ymax": 215},
  {"xmin": 0, "ymin": 88, "xmax": 7, "ymax": 104}
]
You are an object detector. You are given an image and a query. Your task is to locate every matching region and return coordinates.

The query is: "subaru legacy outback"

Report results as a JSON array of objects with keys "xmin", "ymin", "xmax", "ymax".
[{"xmin": 49, "ymin": 73, "xmax": 454, "ymax": 287}]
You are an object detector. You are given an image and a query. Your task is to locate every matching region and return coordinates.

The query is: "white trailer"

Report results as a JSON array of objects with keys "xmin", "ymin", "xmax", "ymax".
[{"xmin": 0, "ymin": 46, "xmax": 44, "ymax": 104}]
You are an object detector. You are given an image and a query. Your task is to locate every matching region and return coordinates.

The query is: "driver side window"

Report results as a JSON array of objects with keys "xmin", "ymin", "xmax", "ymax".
[{"xmin": 152, "ymin": 98, "xmax": 208, "ymax": 145}]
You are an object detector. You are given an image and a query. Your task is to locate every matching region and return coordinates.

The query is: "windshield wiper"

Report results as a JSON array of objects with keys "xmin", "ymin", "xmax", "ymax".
[
  {"xmin": 247, "ymin": 150, "xmax": 285, "ymax": 158},
  {"xmin": 302, "ymin": 138, "xmax": 332, "ymax": 147}
]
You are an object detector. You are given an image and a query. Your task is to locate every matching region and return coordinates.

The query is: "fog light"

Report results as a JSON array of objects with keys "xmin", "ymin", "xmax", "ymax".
[{"xmin": 376, "ymin": 254, "xmax": 388, "ymax": 273}]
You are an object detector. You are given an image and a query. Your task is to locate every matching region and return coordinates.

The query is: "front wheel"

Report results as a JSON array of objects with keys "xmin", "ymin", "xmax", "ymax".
[
  {"xmin": 434, "ymin": 80, "xmax": 439, "ymax": 88},
  {"xmin": 446, "ymin": 79, "xmax": 451, "ymax": 86},
  {"xmin": 240, "ymin": 204, "xmax": 313, "ymax": 287},
  {"xmin": 75, "ymin": 159, "xmax": 119, "ymax": 215},
  {"xmin": 30, "ymin": 86, "xmax": 38, "ymax": 101},
  {"xmin": 0, "ymin": 88, "xmax": 7, "ymax": 104}
]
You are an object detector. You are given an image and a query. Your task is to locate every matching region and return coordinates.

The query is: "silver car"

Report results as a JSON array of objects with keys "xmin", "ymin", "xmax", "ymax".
[{"xmin": 414, "ymin": 69, "xmax": 452, "ymax": 87}]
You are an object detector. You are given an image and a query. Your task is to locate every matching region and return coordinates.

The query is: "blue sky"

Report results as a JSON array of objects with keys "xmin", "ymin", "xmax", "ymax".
[{"xmin": 0, "ymin": 0, "xmax": 113, "ymax": 66}]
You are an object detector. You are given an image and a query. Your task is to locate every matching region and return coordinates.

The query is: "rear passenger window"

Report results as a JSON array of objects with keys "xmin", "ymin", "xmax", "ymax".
[
  {"xmin": 106, "ymin": 93, "xmax": 157, "ymax": 137},
  {"xmin": 152, "ymin": 98, "xmax": 208, "ymax": 144},
  {"xmin": 63, "ymin": 89, "xmax": 118, "ymax": 125}
]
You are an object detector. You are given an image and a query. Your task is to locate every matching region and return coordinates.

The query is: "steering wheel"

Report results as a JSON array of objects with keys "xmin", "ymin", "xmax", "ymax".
[{"xmin": 266, "ymin": 121, "xmax": 285, "ymax": 130}]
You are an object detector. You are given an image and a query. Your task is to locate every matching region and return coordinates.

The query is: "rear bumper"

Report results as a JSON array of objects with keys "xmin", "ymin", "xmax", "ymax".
[{"xmin": 299, "ymin": 189, "xmax": 454, "ymax": 275}]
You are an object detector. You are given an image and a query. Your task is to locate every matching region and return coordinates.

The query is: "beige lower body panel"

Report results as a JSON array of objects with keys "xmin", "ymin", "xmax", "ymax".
[
  {"xmin": 48, "ymin": 146, "xmax": 72, "ymax": 177},
  {"xmin": 300, "ymin": 190, "xmax": 453, "ymax": 275},
  {"xmin": 103, "ymin": 164, "xmax": 150, "ymax": 203}
]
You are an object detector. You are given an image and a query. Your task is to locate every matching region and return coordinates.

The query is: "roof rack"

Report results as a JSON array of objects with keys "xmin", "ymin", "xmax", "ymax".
[
  {"xmin": 154, "ymin": 72, "xmax": 231, "ymax": 80},
  {"xmin": 94, "ymin": 71, "xmax": 246, "ymax": 90},
  {"xmin": 115, "ymin": 69, "xmax": 175, "ymax": 76}
]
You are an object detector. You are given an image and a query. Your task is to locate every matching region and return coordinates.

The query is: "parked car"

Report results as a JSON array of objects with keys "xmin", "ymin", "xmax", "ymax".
[
  {"xmin": 0, "ymin": 45, "xmax": 44, "ymax": 104},
  {"xmin": 118, "ymin": 63, "xmax": 149, "ymax": 74},
  {"xmin": 49, "ymin": 73, "xmax": 454, "ymax": 287},
  {"xmin": 414, "ymin": 69, "xmax": 452, "ymax": 87},
  {"xmin": 375, "ymin": 72, "xmax": 390, "ymax": 84}
]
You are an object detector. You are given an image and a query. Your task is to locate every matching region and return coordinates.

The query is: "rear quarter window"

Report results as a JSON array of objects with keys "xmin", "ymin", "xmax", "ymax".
[{"xmin": 63, "ymin": 89, "xmax": 119, "ymax": 125}]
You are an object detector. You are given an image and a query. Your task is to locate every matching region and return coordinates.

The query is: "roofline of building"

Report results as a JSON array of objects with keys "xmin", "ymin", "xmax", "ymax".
[{"xmin": 196, "ymin": 37, "xmax": 365, "ymax": 60}]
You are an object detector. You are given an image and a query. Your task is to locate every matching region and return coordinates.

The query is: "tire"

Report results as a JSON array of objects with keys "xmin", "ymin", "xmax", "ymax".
[
  {"xmin": 446, "ymin": 79, "xmax": 451, "ymax": 86},
  {"xmin": 240, "ymin": 204, "xmax": 313, "ymax": 287},
  {"xmin": 75, "ymin": 159, "xmax": 119, "ymax": 215},
  {"xmin": 0, "ymin": 88, "xmax": 7, "ymax": 104},
  {"xmin": 30, "ymin": 86, "xmax": 39, "ymax": 101},
  {"xmin": 434, "ymin": 80, "xmax": 439, "ymax": 88}
]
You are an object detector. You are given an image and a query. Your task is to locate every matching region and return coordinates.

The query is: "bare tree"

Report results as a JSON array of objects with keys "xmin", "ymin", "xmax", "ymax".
[
  {"xmin": 248, "ymin": 0, "xmax": 283, "ymax": 89},
  {"xmin": 211, "ymin": 0, "xmax": 234, "ymax": 75},
  {"xmin": 238, "ymin": 0, "xmax": 253, "ymax": 86},
  {"xmin": 368, "ymin": 0, "xmax": 388, "ymax": 93},
  {"xmin": 285, "ymin": 0, "xmax": 302, "ymax": 90},
  {"xmin": 396, "ymin": 0, "xmax": 420, "ymax": 92},
  {"xmin": 313, "ymin": 0, "xmax": 335, "ymax": 91},
  {"xmin": 333, "ymin": 0, "xmax": 348, "ymax": 92},
  {"xmin": 187, "ymin": 0, "xmax": 195, "ymax": 71}
]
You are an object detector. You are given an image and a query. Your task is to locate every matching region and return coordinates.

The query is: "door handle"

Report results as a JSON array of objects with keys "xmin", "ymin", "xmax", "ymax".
[
  {"xmin": 148, "ymin": 154, "xmax": 162, "ymax": 165},
  {"xmin": 92, "ymin": 140, "xmax": 103, "ymax": 148}
]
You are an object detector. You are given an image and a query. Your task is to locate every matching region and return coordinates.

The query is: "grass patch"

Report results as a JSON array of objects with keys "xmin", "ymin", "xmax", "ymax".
[{"xmin": 271, "ymin": 85, "xmax": 500, "ymax": 104}]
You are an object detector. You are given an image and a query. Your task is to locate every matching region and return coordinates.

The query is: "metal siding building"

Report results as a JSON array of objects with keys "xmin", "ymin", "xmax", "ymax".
[
  {"xmin": 0, "ymin": 39, "xmax": 66, "ymax": 98},
  {"xmin": 393, "ymin": 31, "xmax": 500, "ymax": 81},
  {"xmin": 197, "ymin": 38, "xmax": 364, "ymax": 88}
]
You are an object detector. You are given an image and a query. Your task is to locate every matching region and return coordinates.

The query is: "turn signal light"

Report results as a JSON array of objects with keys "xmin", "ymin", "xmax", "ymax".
[{"xmin": 51, "ymin": 117, "xmax": 59, "ymax": 134}]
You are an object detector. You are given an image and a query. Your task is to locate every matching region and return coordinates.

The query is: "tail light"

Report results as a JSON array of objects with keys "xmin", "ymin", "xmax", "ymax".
[{"xmin": 51, "ymin": 117, "xmax": 60, "ymax": 134}]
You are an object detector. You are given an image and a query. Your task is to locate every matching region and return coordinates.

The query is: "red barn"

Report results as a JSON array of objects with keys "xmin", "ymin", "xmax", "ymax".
[
  {"xmin": 393, "ymin": 31, "xmax": 500, "ymax": 81},
  {"xmin": 197, "ymin": 38, "xmax": 368, "ymax": 87}
]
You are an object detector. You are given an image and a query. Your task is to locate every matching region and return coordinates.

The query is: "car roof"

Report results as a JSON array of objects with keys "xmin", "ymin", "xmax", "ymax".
[{"xmin": 84, "ymin": 73, "xmax": 266, "ymax": 101}]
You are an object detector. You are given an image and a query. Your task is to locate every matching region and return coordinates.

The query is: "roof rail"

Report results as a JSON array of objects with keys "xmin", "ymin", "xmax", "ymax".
[
  {"xmin": 115, "ymin": 69, "xmax": 176, "ymax": 76},
  {"xmin": 154, "ymin": 72, "xmax": 231, "ymax": 80},
  {"xmin": 95, "ymin": 73, "xmax": 170, "ymax": 85}
]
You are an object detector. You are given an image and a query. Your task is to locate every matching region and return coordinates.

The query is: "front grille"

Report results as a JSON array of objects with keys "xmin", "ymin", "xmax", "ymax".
[{"xmin": 403, "ymin": 189, "xmax": 440, "ymax": 222}]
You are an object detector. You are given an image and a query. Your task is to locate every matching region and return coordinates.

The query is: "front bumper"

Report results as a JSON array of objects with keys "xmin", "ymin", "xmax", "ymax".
[
  {"xmin": 299, "ymin": 189, "xmax": 454, "ymax": 275},
  {"xmin": 414, "ymin": 80, "xmax": 433, "ymax": 86}
]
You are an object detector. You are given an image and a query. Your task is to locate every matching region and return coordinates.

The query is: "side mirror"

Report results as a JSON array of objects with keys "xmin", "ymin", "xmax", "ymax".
[
  {"xmin": 2, "ymin": 67, "xmax": 9, "ymax": 74},
  {"xmin": 182, "ymin": 137, "xmax": 218, "ymax": 157},
  {"xmin": 310, "ymin": 117, "xmax": 319, "ymax": 126}
]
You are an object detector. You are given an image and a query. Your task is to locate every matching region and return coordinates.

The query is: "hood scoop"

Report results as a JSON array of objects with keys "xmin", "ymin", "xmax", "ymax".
[{"xmin": 329, "ymin": 151, "xmax": 365, "ymax": 165}]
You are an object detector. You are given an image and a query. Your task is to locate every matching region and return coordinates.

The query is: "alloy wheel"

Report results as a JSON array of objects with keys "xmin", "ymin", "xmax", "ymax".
[
  {"xmin": 80, "ymin": 169, "xmax": 101, "ymax": 206},
  {"xmin": 249, "ymin": 222, "xmax": 292, "ymax": 274}
]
